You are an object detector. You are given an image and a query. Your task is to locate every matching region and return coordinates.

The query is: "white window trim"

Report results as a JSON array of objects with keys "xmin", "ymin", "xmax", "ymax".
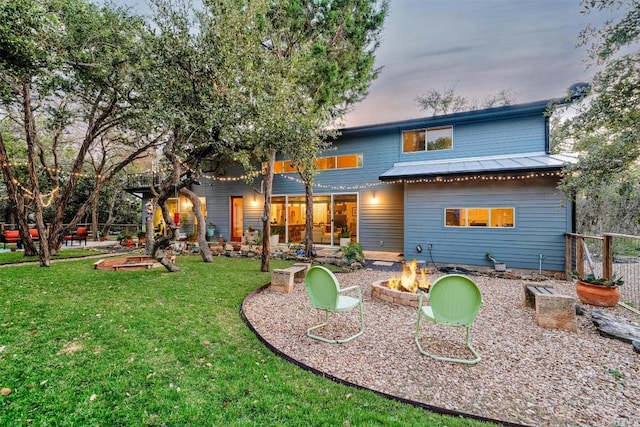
[{"xmin": 402, "ymin": 126, "xmax": 454, "ymax": 154}]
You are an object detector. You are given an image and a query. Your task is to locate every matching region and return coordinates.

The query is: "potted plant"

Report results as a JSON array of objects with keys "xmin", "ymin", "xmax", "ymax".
[
  {"xmin": 98, "ymin": 231, "xmax": 106, "ymax": 242},
  {"xmin": 117, "ymin": 232, "xmax": 134, "ymax": 247},
  {"xmin": 572, "ymin": 272, "xmax": 624, "ymax": 307},
  {"xmin": 206, "ymin": 222, "xmax": 216, "ymax": 241},
  {"xmin": 137, "ymin": 230, "xmax": 146, "ymax": 245},
  {"xmin": 341, "ymin": 242, "xmax": 364, "ymax": 265},
  {"xmin": 338, "ymin": 226, "xmax": 351, "ymax": 247},
  {"xmin": 244, "ymin": 225, "xmax": 259, "ymax": 245},
  {"xmin": 270, "ymin": 225, "xmax": 284, "ymax": 246},
  {"xmin": 485, "ymin": 252, "xmax": 506, "ymax": 272}
]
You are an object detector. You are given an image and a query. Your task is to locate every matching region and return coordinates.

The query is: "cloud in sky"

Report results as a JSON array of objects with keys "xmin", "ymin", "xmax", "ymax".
[
  {"xmin": 342, "ymin": 0, "xmax": 611, "ymax": 127},
  {"xmin": 110, "ymin": 0, "xmax": 610, "ymax": 127}
]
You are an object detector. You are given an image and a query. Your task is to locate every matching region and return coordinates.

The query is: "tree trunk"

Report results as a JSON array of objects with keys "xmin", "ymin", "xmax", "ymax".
[
  {"xmin": 22, "ymin": 81, "xmax": 49, "ymax": 264},
  {"xmin": 304, "ymin": 181, "xmax": 314, "ymax": 257},
  {"xmin": 102, "ymin": 190, "xmax": 122, "ymax": 237},
  {"xmin": 261, "ymin": 150, "xmax": 275, "ymax": 272},
  {"xmin": 180, "ymin": 187, "xmax": 213, "ymax": 262},
  {"xmin": 144, "ymin": 200, "xmax": 155, "ymax": 256},
  {"xmin": 91, "ymin": 196, "xmax": 99, "ymax": 241},
  {"xmin": 147, "ymin": 198, "xmax": 181, "ymax": 273}
]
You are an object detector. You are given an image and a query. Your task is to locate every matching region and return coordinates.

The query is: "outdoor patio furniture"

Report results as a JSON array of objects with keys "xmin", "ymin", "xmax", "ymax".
[
  {"xmin": 64, "ymin": 227, "xmax": 88, "ymax": 246},
  {"xmin": 1, "ymin": 230, "xmax": 20, "ymax": 248},
  {"xmin": 304, "ymin": 265, "xmax": 365, "ymax": 344},
  {"xmin": 414, "ymin": 274, "xmax": 482, "ymax": 364}
]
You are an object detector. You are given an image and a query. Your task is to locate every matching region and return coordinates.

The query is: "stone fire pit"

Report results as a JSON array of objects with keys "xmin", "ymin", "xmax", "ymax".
[
  {"xmin": 371, "ymin": 279, "xmax": 427, "ymax": 308},
  {"xmin": 371, "ymin": 260, "xmax": 433, "ymax": 307}
]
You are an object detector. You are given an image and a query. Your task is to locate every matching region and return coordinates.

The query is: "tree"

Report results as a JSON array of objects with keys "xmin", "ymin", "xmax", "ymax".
[
  {"xmin": 254, "ymin": 0, "xmax": 388, "ymax": 271},
  {"xmin": 142, "ymin": 0, "xmax": 386, "ymax": 272},
  {"xmin": 141, "ymin": 0, "xmax": 269, "ymax": 267},
  {"xmin": 415, "ymin": 86, "xmax": 516, "ymax": 116},
  {"xmin": 558, "ymin": 0, "xmax": 640, "ymax": 234},
  {"xmin": 0, "ymin": 0, "xmax": 161, "ymax": 266}
]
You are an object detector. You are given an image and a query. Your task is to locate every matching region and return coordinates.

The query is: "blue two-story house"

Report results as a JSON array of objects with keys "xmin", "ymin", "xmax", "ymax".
[{"xmin": 146, "ymin": 99, "xmax": 577, "ymax": 271}]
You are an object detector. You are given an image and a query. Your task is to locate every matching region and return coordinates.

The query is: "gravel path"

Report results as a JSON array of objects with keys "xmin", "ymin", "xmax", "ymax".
[{"xmin": 243, "ymin": 268, "xmax": 640, "ymax": 427}]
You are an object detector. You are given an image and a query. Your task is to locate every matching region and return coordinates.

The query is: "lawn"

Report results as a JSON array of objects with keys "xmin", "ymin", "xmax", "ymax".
[
  {"xmin": 0, "ymin": 255, "xmax": 496, "ymax": 426},
  {"xmin": 0, "ymin": 248, "xmax": 108, "ymax": 265}
]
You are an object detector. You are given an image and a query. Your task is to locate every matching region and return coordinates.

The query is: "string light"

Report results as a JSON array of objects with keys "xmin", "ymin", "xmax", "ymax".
[
  {"xmin": 276, "ymin": 174, "xmax": 387, "ymax": 190},
  {"xmin": 202, "ymin": 171, "xmax": 260, "ymax": 182},
  {"xmin": 271, "ymin": 170, "xmax": 563, "ymax": 190},
  {"xmin": 2, "ymin": 159, "xmax": 564, "ymax": 198}
]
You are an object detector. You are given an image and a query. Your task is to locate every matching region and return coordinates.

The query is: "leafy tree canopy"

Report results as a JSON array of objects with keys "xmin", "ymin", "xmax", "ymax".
[
  {"xmin": 558, "ymin": 0, "xmax": 640, "ymax": 233},
  {"xmin": 415, "ymin": 86, "xmax": 517, "ymax": 116}
]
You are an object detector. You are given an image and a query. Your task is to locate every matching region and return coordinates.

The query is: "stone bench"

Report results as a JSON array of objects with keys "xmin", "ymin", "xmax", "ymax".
[
  {"xmin": 523, "ymin": 284, "xmax": 577, "ymax": 332},
  {"xmin": 270, "ymin": 263, "xmax": 311, "ymax": 293}
]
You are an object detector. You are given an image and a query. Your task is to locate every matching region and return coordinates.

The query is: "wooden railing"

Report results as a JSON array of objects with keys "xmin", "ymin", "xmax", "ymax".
[
  {"xmin": 566, "ymin": 232, "xmax": 640, "ymax": 313},
  {"xmin": 0, "ymin": 223, "xmax": 144, "ymax": 240}
]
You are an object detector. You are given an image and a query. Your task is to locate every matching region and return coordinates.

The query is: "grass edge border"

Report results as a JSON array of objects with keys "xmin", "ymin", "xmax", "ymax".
[{"xmin": 240, "ymin": 284, "xmax": 529, "ymax": 427}]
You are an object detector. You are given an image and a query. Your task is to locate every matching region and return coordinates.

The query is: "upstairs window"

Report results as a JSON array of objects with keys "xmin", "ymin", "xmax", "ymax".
[
  {"xmin": 403, "ymin": 126, "xmax": 453, "ymax": 153},
  {"xmin": 263, "ymin": 153, "xmax": 362, "ymax": 174}
]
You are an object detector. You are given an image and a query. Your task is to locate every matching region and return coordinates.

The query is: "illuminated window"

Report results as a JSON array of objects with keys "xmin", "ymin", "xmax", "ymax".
[
  {"xmin": 283, "ymin": 161, "xmax": 296, "ymax": 173},
  {"xmin": 263, "ymin": 154, "xmax": 362, "ymax": 174},
  {"xmin": 468, "ymin": 208, "xmax": 488, "ymax": 227},
  {"xmin": 445, "ymin": 208, "xmax": 466, "ymax": 227},
  {"xmin": 336, "ymin": 154, "xmax": 362, "ymax": 169},
  {"xmin": 272, "ymin": 162, "xmax": 284, "ymax": 173},
  {"xmin": 490, "ymin": 208, "xmax": 514, "ymax": 227},
  {"xmin": 315, "ymin": 157, "xmax": 336, "ymax": 170},
  {"xmin": 403, "ymin": 126, "xmax": 453, "ymax": 153},
  {"xmin": 445, "ymin": 207, "xmax": 514, "ymax": 228},
  {"xmin": 403, "ymin": 130, "xmax": 425, "ymax": 152}
]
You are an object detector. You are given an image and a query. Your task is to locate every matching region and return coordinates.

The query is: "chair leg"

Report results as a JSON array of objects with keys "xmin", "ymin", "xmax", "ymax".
[
  {"xmin": 306, "ymin": 305, "xmax": 365, "ymax": 344},
  {"xmin": 414, "ymin": 316, "xmax": 481, "ymax": 365},
  {"xmin": 307, "ymin": 311, "xmax": 336, "ymax": 343}
]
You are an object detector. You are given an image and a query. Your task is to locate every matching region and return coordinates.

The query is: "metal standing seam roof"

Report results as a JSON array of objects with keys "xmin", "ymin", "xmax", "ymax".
[{"xmin": 379, "ymin": 152, "xmax": 579, "ymax": 181}]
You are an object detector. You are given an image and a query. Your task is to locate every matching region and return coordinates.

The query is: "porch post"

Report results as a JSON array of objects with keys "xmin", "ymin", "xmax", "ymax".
[{"xmin": 602, "ymin": 234, "xmax": 613, "ymax": 280}]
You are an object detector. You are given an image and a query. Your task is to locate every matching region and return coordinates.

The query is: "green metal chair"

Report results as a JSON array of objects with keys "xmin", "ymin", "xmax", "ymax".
[
  {"xmin": 415, "ymin": 274, "xmax": 482, "ymax": 364},
  {"xmin": 304, "ymin": 265, "xmax": 365, "ymax": 344}
]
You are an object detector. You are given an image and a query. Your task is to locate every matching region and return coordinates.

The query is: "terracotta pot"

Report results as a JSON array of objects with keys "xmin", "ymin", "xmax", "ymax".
[{"xmin": 576, "ymin": 280, "xmax": 620, "ymax": 307}]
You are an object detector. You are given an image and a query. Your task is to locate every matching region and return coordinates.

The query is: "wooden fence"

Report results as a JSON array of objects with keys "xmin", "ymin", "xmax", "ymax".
[{"xmin": 566, "ymin": 232, "xmax": 640, "ymax": 314}]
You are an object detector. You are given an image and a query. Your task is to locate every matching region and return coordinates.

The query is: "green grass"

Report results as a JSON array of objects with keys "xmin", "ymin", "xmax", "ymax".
[
  {"xmin": 613, "ymin": 237, "xmax": 640, "ymax": 256},
  {"xmin": 0, "ymin": 248, "xmax": 108, "ymax": 265},
  {"xmin": 0, "ymin": 255, "xmax": 496, "ymax": 426}
]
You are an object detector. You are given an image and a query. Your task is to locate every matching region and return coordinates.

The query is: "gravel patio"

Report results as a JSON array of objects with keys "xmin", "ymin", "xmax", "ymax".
[{"xmin": 242, "ymin": 267, "xmax": 640, "ymax": 427}]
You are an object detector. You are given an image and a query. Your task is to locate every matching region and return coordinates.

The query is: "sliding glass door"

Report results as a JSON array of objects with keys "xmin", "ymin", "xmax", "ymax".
[{"xmin": 269, "ymin": 193, "xmax": 357, "ymax": 246}]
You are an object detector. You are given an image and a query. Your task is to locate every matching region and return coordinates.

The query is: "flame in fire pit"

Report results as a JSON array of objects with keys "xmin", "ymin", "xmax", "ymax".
[{"xmin": 387, "ymin": 259, "xmax": 431, "ymax": 293}]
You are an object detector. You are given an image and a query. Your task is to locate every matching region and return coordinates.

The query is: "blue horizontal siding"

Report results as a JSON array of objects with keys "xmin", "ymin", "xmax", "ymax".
[
  {"xmin": 404, "ymin": 178, "xmax": 571, "ymax": 271},
  {"xmin": 202, "ymin": 102, "xmax": 559, "ymax": 258},
  {"xmin": 398, "ymin": 115, "xmax": 546, "ymax": 162}
]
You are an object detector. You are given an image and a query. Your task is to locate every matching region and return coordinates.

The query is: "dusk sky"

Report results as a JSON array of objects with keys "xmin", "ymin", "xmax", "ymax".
[
  {"xmin": 344, "ymin": 0, "xmax": 608, "ymax": 127},
  {"xmin": 112, "ymin": 0, "xmax": 610, "ymax": 127}
]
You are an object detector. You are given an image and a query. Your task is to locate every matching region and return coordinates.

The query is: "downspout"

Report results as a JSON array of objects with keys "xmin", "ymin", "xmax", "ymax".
[{"xmin": 544, "ymin": 116, "xmax": 550, "ymax": 154}]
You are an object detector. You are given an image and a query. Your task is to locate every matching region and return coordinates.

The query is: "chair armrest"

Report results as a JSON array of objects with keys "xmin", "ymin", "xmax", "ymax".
[{"xmin": 339, "ymin": 285, "xmax": 362, "ymax": 299}]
